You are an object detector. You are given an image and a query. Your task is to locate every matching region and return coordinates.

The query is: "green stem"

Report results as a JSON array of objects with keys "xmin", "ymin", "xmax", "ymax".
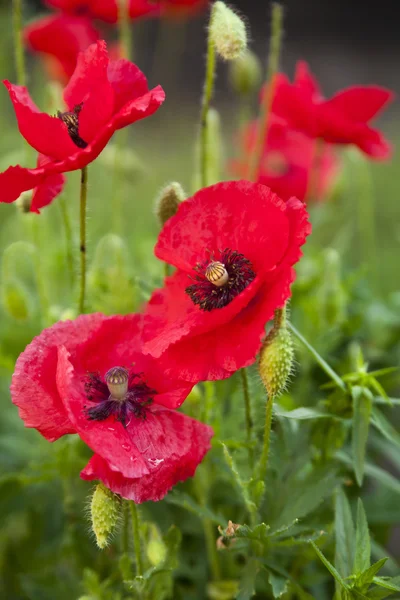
[
  {"xmin": 203, "ymin": 517, "xmax": 221, "ymax": 581},
  {"xmin": 12, "ymin": 0, "xmax": 25, "ymax": 86},
  {"xmin": 288, "ymin": 321, "xmax": 346, "ymax": 392},
  {"xmin": 129, "ymin": 502, "xmax": 144, "ymax": 577},
  {"xmin": 164, "ymin": 262, "xmax": 170, "ymax": 278},
  {"xmin": 79, "ymin": 166, "xmax": 88, "ymax": 314},
  {"xmin": 247, "ymin": 2, "xmax": 284, "ymax": 182},
  {"xmin": 118, "ymin": 0, "xmax": 133, "ymax": 60},
  {"xmin": 122, "ymin": 501, "xmax": 130, "ymax": 555},
  {"xmin": 240, "ymin": 369, "xmax": 254, "ymax": 468},
  {"xmin": 199, "ymin": 6, "xmax": 217, "ymax": 188},
  {"xmin": 257, "ymin": 394, "xmax": 274, "ymax": 484},
  {"xmin": 59, "ymin": 195, "xmax": 74, "ymax": 288},
  {"xmin": 31, "ymin": 217, "xmax": 50, "ymax": 324}
]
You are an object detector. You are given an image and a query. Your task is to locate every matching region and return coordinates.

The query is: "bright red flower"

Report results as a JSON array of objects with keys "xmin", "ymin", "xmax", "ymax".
[
  {"xmin": 270, "ymin": 61, "xmax": 394, "ymax": 159},
  {"xmin": 24, "ymin": 14, "xmax": 100, "ymax": 83},
  {"xmin": 231, "ymin": 117, "xmax": 339, "ymax": 202},
  {"xmin": 11, "ymin": 313, "xmax": 213, "ymax": 503},
  {"xmin": 142, "ymin": 181, "xmax": 311, "ymax": 382},
  {"xmin": 0, "ymin": 41, "xmax": 165, "ymax": 210},
  {"xmin": 45, "ymin": 0, "xmax": 161, "ymax": 23}
]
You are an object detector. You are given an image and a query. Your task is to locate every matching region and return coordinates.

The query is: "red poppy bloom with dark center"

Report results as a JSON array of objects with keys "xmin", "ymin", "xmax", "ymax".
[
  {"xmin": 270, "ymin": 61, "xmax": 394, "ymax": 159},
  {"xmin": 231, "ymin": 117, "xmax": 340, "ymax": 202},
  {"xmin": 142, "ymin": 181, "xmax": 311, "ymax": 382},
  {"xmin": 0, "ymin": 41, "xmax": 165, "ymax": 210},
  {"xmin": 11, "ymin": 313, "xmax": 213, "ymax": 503},
  {"xmin": 24, "ymin": 14, "xmax": 100, "ymax": 83},
  {"xmin": 45, "ymin": 0, "xmax": 161, "ymax": 23}
]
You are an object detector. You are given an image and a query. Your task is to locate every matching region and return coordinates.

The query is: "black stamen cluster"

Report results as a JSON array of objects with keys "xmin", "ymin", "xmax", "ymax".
[{"xmin": 57, "ymin": 103, "xmax": 88, "ymax": 149}]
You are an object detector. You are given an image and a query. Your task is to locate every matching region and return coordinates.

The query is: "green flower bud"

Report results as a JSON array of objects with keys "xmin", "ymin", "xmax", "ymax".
[
  {"xmin": 229, "ymin": 49, "xmax": 262, "ymax": 96},
  {"xmin": 15, "ymin": 191, "xmax": 32, "ymax": 213},
  {"xmin": 207, "ymin": 580, "xmax": 240, "ymax": 600},
  {"xmin": 210, "ymin": 2, "xmax": 247, "ymax": 61},
  {"xmin": 154, "ymin": 182, "xmax": 186, "ymax": 227},
  {"xmin": 317, "ymin": 248, "xmax": 346, "ymax": 327},
  {"xmin": 90, "ymin": 483, "xmax": 121, "ymax": 549},
  {"xmin": 146, "ymin": 523, "xmax": 167, "ymax": 566},
  {"xmin": 259, "ymin": 311, "xmax": 294, "ymax": 398},
  {"xmin": 1, "ymin": 279, "xmax": 31, "ymax": 321}
]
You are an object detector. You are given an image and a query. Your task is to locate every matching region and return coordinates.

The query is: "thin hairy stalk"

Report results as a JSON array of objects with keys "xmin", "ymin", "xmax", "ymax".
[
  {"xmin": 199, "ymin": 7, "xmax": 217, "ymax": 187},
  {"xmin": 247, "ymin": 2, "xmax": 284, "ymax": 181},
  {"xmin": 257, "ymin": 393, "xmax": 274, "ymax": 485},
  {"xmin": 129, "ymin": 502, "xmax": 144, "ymax": 576},
  {"xmin": 79, "ymin": 167, "xmax": 88, "ymax": 314},
  {"xmin": 240, "ymin": 368, "xmax": 254, "ymax": 468},
  {"xmin": 12, "ymin": 0, "xmax": 25, "ymax": 86},
  {"xmin": 118, "ymin": 0, "xmax": 133, "ymax": 60},
  {"xmin": 59, "ymin": 196, "xmax": 74, "ymax": 287}
]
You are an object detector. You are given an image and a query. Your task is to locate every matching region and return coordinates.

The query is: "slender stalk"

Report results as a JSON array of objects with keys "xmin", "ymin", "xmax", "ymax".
[
  {"xmin": 257, "ymin": 393, "xmax": 274, "ymax": 484},
  {"xmin": 31, "ymin": 217, "xmax": 50, "ymax": 324},
  {"xmin": 306, "ymin": 137, "xmax": 324, "ymax": 202},
  {"xmin": 247, "ymin": 2, "xmax": 284, "ymax": 182},
  {"xmin": 354, "ymin": 154, "xmax": 378, "ymax": 291},
  {"xmin": 288, "ymin": 321, "xmax": 346, "ymax": 392},
  {"xmin": 122, "ymin": 501, "xmax": 130, "ymax": 555},
  {"xmin": 129, "ymin": 502, "xmax": 144, "ymax": 577},
  {"xmin": 199, "ymin": 7, "xmax": 217, "ymax": 188},
  {"xmin": 118, "ymin": 0, "xmax": 133, "ymax": 60},
  {"xmin": 12, "ymin": 0, "xmax": 25, "ymax": 86},
  {"xmin": 164, "ymin": 262, "xmax": 170, "ymax": 278},
  {"xmin": 240, "ymin": 369, "xmax": 254, "ymax": 468},
  {"xmin": 59, "ymin": 196, "xmax": 74, "ymax": 287},
  {"xmin": 203, "ymin": 517, "xmax": 221, "ymax": 581},
  {"xmin": 79, "ymin": 166, "xmax": 88, "ymax": 314}
]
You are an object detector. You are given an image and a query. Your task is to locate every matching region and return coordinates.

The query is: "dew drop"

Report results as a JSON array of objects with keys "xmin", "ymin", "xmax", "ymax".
[
  {"xmin": 122, "ymin": 443, "xmax": 131, "ymax": 452},
  {"xmin": 147, "ymin": 458, "xmax": 164, "ymax": 467}
]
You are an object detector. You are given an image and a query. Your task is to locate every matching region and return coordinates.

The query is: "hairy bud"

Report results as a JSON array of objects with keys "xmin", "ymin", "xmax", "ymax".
[
  {"xmin": 90, "ymin": 483, "xmax": 121, "ymax": 549},
  {"xmin": 155, "ymin": 182, "xmax": 186, "ymax": 226},
  {"xmin": 210, "ymin": 2, "xmax": 247, "ymax": 61},
  {"xmin": 146, "ymin": 523, "xmax": 167, "ymax": 566},
  {"xmin": 15, "ymin": 191, "xmax": 32, "ymax": 213},
  {"xmin": 229, "ymin": 49, "xmax": 262, "ymax": 96},
  {"xmin": 259, "ymin": 311, "xmax": 294, "ymax": 398}
]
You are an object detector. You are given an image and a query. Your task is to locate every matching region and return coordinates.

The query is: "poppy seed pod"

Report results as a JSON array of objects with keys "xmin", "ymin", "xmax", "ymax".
[
  {"xmin": 259, "ymin": 312, "xmax": 294, "ymax": 398},
  {"xmin": 210, "ymin": 2, "xmax": 247, "ymax": 61},
  {"xmin": 90, "ymin": 483, "xmax": 121, "ymax": 549}
]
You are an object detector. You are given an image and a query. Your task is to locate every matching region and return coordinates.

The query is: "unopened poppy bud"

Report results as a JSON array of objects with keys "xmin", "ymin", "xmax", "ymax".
[
  {"xmin": 155, "ymin": 182, "xmax": 186, "ymax": 226},
  {"xmin": 318, "ymin": 249, "xmax": 346, "ymax": 327},
  {"xmin": 99, "ymin": 144, "xmax": 144, "ymax": 178},
  {"xmin": 259, "ymin": 312, "xmax": 294, "ymax": 398},
  {"xmin": 210, "ymin": 2, "xmax": 247, "ymax": 61},
  {"xmin": 229, "ymin": 49, "xmax": 262, "ymax": 96},
  {"xmin": 90, "ymin": 483, "xmax": 121, "ymax": 549},
  {"xmin": 15, "ymin": 191, "xmax": 32, "ymax": 213},
  {"xmin": 146, "ymin": 523, "xmax": 167, "ymax": 566},
  {"xmin": 1, "ymin": 279, "xmax": 31, "ymax": 321}
]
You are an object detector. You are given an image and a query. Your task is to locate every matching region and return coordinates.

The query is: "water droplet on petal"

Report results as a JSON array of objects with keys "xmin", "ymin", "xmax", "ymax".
[
  {"xmin": 122, "ymin": 443, "xmax": 131, "ymax": 452},
  {"xmin": 147, "ymin": 458, "xmax": 164, "ymax": 467},
  {"xmin": 108, "ymin": 427, "xmax": 115, "ymax": 432}
]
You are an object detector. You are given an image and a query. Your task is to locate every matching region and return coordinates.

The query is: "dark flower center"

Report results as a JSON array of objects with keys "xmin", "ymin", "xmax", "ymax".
[
  {"xmin": 57, "ymin": 103, "xmax": 88, "ymax": 149},
  {"xmin": 83, "ymin": 366, "xmax": 155, "ymax": 427},
  {"xmin": 185, "ymin": 248, "xmax": 256, "ymax": 311}
]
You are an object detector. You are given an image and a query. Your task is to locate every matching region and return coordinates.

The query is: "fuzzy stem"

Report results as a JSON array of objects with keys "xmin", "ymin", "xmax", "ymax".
[
  {"xmin": 247, "ymin": 2, "xmax": 284, "ymax": 182},
  {"xmin": 78, "ymin": 166, "xmax": 88, "ymax": 314},
  {"xmin": 59, "ymin": 196, "xmax": 74, "ymax": 288},
  {"xmin": 129, "ymin": 502, "xmax": 144, "ymax": 577},
  {"xmin": 12, "ymin": 0, "xmax": 25, "ymax": 86},
  {"xmin": 288, "ymin": 321, "xmax": 346, "ymax": 392},
  {"xmin": 118, "ymin": 0, "xmax": 133, "ymax": 60},
  {"xmin": 240, "ymin": 369, "xmax": 254, "ymax": 468},
  {"xmin": 199, "ymin": 6, "xmax": 217, "ymax": 188}
]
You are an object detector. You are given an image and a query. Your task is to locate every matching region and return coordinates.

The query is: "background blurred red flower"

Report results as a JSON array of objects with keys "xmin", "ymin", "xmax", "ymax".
[
  {"xmin": 45, "ymin": 0, "xmax": 161, "ymax": 23},
  {"xmin": 11, "ymin": 313, "xmax": 213, "ymax": 503},
  {"xmin": 0, "ymin": 40, "xmax": 165, "ymax": 209},
  {"xmin": 24, "ymin": 14, "xmax": 100, "ymax": 83},
  {"xmin": 231, "ymin": 117, "xmax": 339, "ymax": 202},
  {"xmin": 160, "ymin": 0, "xmax": 209, "ymax": 18},
  {"xmin": 142, "ymin": 181, "xmax": 311, "ymax": 382},
  {"xmin": 270, "ymin": 61, "xmax": 394, "ymax": 159}
]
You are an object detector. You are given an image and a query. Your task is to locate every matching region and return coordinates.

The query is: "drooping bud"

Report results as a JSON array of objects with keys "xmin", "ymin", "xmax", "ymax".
[
  {"xmin": 229, "ymin": 49, "xmax": 262, "ymax": 96},
  {"xmin": 317, "ymin": 249, "xmax": 346, "ymax": 327},
  {"xmin": 154, "ymin": 182, "xmax": 186, "ymax": 227},
  {"xmin": 90, "ymin": 483, "xmax": 121, "ymax": 549},
  {"xmin": 210, "ymin": 2, "xmax": 247, "ymax": 61},
  {"xmin": 105, "ymin": 366, "xmax": 129, "ymax": 400},
  {"xmin": 259, "ymin": 309, "xmax": 294, "ymax": 398},
  {"xmin": 1, "ymin": 279, "xmax": 31, "ymax": 321},
  {"xmin": 15, "ymin": 191, "xmax": 32, "ymax": 213},
  {"xmin": 146, "ymin": 523, "xmax": 167, "ymax": 566}
]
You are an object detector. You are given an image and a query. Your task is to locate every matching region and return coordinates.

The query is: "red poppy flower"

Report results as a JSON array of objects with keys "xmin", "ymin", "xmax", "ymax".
[
  {"xmin": 142, "ymin": 181, "xmax": 311, "ymax": 382},
  {"xmin": 24, "ymin": 14, "xmax": 100, "ymax": 83},
  {"xmin": 231, "ymin": 117, "xmax": 340, "ymax": 202},
  {"xmin": 270, "ymin": 61, "xmax": 394, "ymax": 159},
  {"xmin": 161, "ymin": 0, "xmax": 209, "ymax": 18},
  {"xmin": 0, "ymin": 41, "xmax": 165, "ymax": 209},
  {"xmin": 11, "ymin": 313, "xmax": 213, "ymax": 503},
  {"xmin": 45, "ymin": 0, "xmax": 161, "ymax": 24}
]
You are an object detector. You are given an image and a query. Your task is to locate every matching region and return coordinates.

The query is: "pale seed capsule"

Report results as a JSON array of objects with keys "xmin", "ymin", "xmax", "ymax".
[
  {"xmin": 155, "ymin": 182, "xmax": 186, "ymax": 226},
  {"xmin": 90, "ymin": 483, "xmax": 121, "ymax": 549},
  {"xmin": 210, "ymin": 2, "xmax": 247, "ymax": 61},
  {"xmin": 105, "ymin": 366, "xmax": 129, "ymax": 401},
  {"xmin": 205, "ymin": 261, "xmax": 229, "ymax": 287},
  {"xmin": 259, "ymin": 323, "xmax": 294, "ymax": 398}
]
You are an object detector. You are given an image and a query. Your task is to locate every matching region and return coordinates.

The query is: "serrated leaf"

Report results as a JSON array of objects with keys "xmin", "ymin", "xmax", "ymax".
[
  {"xmin": 268, "ymin": 570, "xmax": 289, "ymax": 598},
  {"xmin": 353, "ymin": 499, "xmax": 370, "ymax": 574},
  {"xmin": 355, "ymin": 558, "xmax": 388, "ymax": 590},
  {"xmin": 310, "ymin": 540, "xmax": 349, "ymax": 590},
  {"xmin": 237, "ymin": 523, "xmax": 271, "ymax": 543},
  {"xmin": 352, "ymin": 386, "xmax": 372, "ymax": 486},
  {"xmin": 371, "ymin": 407, "xmax": 400, "ymax": 448},
  {"xmin": 335, "ymin": 488, "xmax": 355, "ymax": 578},
  {"xmin": 237, "ymin": 558, "xmax": 259, "ymax": 600}
]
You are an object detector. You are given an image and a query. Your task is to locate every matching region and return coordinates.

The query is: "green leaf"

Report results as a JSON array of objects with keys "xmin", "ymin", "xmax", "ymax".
[
  {"xmin": 353, "ymin": 499, "xmax": 370, "ymax": 574},
  {"xmin": 335, "ymin": 488, "xmax": 355, "ymax": 578},
  {"xmin": 355, "ymin": 558, "xmax": 388, "ymax": 590},
  {"xmin": 367, "ymin": 588, "xmax": 398, "ymax": 600},
  {"xmin": 309, "ymin": 540, "xmax": 349, "ymax": 590},
  {"xmin": 372, "ymin": 577, "xmax": 400, "ymax": 592},
  {"xmin": 337, "ymin": 452, "xmax": 400, "ymax": 495},
  {"xmin": 352, "ymin": 386, "xmax": 373, "ymax": 486},
  {"xmin": 165, "ymin": 491, "xmax": 226, "ymax": 525},
  {"xmin": 267, "ymin": 570, "xmax": 289, "ymax": 598},
  {"xmin": 274, "ymin": 406, "xmax": 342, "ymax": 420},
  {"xmin": 371, "ymin": 407, "xmax": 400, "ymax": 448},
  {"xmin": 237, "ymin": 523, "xmax": 271, "ymax": 544},
  {"xmin": 237, "ymin": 558, "xmax": 259, "ymax": 600},
  {"xmin": 221, "ymin": 442, "xmax": 257, "ymax": 516}
]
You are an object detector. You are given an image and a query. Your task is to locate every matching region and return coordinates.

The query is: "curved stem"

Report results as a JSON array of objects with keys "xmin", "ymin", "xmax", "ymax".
[
  {"xmin": 247, "ymin": 2, "xmax": 284, "ymax": 182},
  {"xmin": 199, "ymin": 7, "xmax": 216, "ymax": 188},
  {"xmin": 12, "ymin": 0, "xmax": 25, "ymax": 86},
  {"xmin": 129, "ymin": 502, "xmax": 144, "ymax": 577},
  {"xmin": 79, "ymin": 166, "xmax": 88, "ymax": 314},
  {"xmin": 240, "ymin": 369, "xmax": 254, "ymax": 468},
  {"xmin": 288, "ymin": 321, "xmax": 346, "ymax": 392},
  {"xmin": 59, "ymin": 196, "xmax": 74, "ymax": 288}
]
